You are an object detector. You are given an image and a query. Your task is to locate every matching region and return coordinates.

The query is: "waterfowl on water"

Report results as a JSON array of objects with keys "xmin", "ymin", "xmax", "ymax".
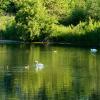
[
  {"xmin": 90, "ymin": 48, "xmax": 97, "ymax": 53},
  {"xmin": 53, "ymin": 50, "xmax": 57, "ymax": 53},
  {"xmin": 25, "ymin": 65, "xmax": 29, "ymax": 70},
  {"xmin": 35, "ymin": 61, "xmax": 44, "ymax": 71}
]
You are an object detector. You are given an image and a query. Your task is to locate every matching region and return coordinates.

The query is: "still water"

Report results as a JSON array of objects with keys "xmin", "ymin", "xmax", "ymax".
[{"xmin": 0, "ymin": 44, "xmax": 100, "ymax": 100}]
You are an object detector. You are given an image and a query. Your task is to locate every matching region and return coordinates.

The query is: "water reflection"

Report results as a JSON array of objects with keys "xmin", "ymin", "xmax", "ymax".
[{"xmin": 0, "ymin": 44, "xmax": 100, "ymax": 100}]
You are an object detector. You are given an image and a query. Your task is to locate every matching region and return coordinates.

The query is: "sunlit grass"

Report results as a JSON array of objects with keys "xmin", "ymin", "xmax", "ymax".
[
  {"xmin": 50, "ymin": 19, "xmax": 100, "ymax": 45},
  {"xmin": 51, "ymin": 19, "xmax": 100, "ymax": 36}
]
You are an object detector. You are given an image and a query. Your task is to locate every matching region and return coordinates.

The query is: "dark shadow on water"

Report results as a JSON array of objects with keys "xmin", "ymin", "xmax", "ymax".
[
  {"xmin": 89, "ymin": 92, "xmax": 100, "ymax": 100},
  {"xmin": 4, "ymin": 72, "xmax": 14, "ymax": 93},
  {"xmin": 35, "ymin": 83, "xmax": 48, "ymax": 100}
]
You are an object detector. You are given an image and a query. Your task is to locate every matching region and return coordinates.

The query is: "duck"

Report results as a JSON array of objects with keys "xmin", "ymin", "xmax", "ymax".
[
  {"xmin": 53, "ymin": 50, "xmax": 57, "ymax": 53},
  {"xmin": 90, "ymin": 48, "xmax": 97, "ymax": 53},
  {"xmin": 35, "ymin": 61, "xmax": 44, "ymax": 71},
  {"xmin": 25, "ymin": 65, "xmax": 29, "ymax": 70}
]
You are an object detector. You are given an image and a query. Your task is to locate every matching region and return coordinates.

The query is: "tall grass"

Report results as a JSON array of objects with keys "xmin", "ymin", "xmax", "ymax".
[{"xmin": 50, "ymin": 18, "xmax": 100, "ymax": 46}]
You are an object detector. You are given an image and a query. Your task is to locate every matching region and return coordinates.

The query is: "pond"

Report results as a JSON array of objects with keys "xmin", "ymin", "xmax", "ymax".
[{"xmin": 0, "ymin": 44, "xmax": 100, "ymax": 100}]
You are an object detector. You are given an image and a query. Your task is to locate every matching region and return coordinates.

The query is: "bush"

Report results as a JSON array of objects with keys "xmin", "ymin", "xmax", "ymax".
[
  {"xmin": 0, "ymin": 16, "xmax": 16, "ymax": 39},
  {"xmin": 15, "ymin": 0, "xmax": 56, "ymax": 41},
  {"xmin": 50, "ymin": 19, "xmax": 100, "ymax": 46},
  {"xmin": 4, "ymin": 20, "xmax": 17, "ymax": 40}
]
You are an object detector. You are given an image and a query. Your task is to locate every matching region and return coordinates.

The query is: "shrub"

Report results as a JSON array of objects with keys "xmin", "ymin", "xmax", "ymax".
[{"xmin": 50, "ymin": 19, "xmax": 100, "ymax": 46}]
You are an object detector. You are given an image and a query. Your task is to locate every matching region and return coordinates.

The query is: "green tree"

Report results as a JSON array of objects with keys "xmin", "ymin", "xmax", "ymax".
[
  {"xmin": 0, "ymin": 0, "xmax": 19, "ymax": 14},
  {"xmin": 86, "ymin": 0, "xmax": 100, "ymax": 20},
  {"xmin": 15, "ymin": 0, "xmax": 55, "ymax": 41},
  {"xmin": 44, "ymin": 0, "xmax": 69, "ymax": 24}
]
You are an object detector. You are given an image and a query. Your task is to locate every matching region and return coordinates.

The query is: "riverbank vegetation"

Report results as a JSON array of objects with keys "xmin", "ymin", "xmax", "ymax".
[{"xmin": 0, "ymin": 0, "xmax": 100, "ymax": 46}]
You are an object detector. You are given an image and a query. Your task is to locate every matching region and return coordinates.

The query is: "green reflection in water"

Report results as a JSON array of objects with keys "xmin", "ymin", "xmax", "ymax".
[{"xmin": 0, "ymin": 44, "xmax": 100, "ymax": 100}]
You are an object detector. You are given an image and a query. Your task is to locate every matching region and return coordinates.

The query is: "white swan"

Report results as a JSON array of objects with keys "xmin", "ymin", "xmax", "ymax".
[
  {"xmin": 90, "ymin": 48, "xmax": 97, "ymax": 53},
  {"xmin": 35, "ymin": 61, "xmax": 44, "ymax": 71}
]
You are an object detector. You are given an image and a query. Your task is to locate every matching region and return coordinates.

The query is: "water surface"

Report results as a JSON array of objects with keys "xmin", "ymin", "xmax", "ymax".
[{"xmin": 0, "ymin": 44, "xmax": 100, "ymax": 100}]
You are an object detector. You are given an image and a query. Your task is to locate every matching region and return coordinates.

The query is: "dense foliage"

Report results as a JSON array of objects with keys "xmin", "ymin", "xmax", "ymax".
[{"xmin": 0, "ymin": 0, "xmax": 100, "ymax": 45}]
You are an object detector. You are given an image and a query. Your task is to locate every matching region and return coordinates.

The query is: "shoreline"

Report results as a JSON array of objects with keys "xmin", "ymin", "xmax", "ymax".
[{"xmin": 0, "ymin": 40, "xmax": 99, "ymax": 47}]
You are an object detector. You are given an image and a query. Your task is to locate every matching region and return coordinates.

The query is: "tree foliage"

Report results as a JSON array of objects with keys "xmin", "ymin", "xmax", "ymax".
[
  {"xmin": 0, "ymin": 0, "xmax": 100, "ymax": 43},
  {"xmin": 15, "ymin": 0, "xmax": 55, "ymax": 41},
  {"xmin": 86, "ymin": 0, "xmax": 100, "ymax": 20}
]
